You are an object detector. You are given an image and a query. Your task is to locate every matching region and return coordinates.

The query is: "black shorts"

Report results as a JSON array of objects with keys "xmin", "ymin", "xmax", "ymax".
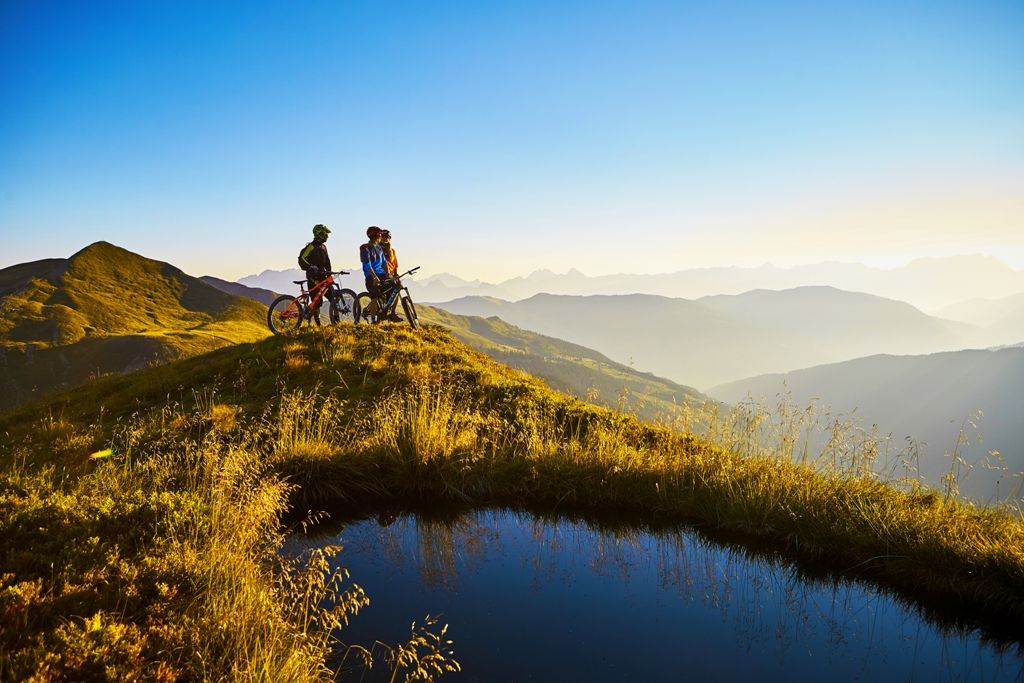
[{"xmin": 366, "ymin": 277, "xmax": 384, "ymax": 298}]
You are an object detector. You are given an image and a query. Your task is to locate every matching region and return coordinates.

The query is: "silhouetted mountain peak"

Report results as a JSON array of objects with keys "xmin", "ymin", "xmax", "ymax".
[{"xmin": 70, "ymin": 240, "xmax": 121, "ymax": 258}]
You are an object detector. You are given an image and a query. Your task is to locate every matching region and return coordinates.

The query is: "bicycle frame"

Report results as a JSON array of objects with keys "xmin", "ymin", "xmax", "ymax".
[
  {"xmin": 379, "ymin": 280, "xmax": 402, "ymax": 313},
  {"xmin": 300, "ymin": 276, "xmax": 336, "ymax": 308},
  {"xmin": 372, "ymin": 267, "xmax": 419, "ymax": 313},
  {"xmin": 359, "ymin": 267, "xmax": 419, "ymax": 327},
  {"xmin": 278, "ymin": 275, "xmax": 335, "ymax": 322}
]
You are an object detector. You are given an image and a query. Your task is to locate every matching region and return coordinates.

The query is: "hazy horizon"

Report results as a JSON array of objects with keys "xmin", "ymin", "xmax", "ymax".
[
  {"xmin": 8, "ymin": 238, "xmax": 1024, "ymax": 286},
  {"xmin": 6, "ymin": 238, "xmax": 1024, "ymax": 318},
  {"xmin": 238, "ymin": 250, "xmax": 1024, "ymax": 282}
]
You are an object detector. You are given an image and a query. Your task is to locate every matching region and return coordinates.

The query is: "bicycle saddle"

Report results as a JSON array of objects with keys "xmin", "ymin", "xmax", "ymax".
[{"xmin": 292, "ymin": 280, "xmax": 306, "ymax": 285}]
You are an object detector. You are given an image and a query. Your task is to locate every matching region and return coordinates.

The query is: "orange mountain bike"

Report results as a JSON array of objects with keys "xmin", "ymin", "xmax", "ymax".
[{"xmin": 267, "ymin": 271, "xmax": 360, "ymax": 334}]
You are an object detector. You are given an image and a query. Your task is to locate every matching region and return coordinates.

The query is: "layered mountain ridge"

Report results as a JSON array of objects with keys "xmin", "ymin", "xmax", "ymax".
[
  {"xmin": 233, "ymin": 255, "xmax": 1024, "ymax": 311},
  {"xmin": 432, "ymin": 288, "xmax": 980, "ymax": 389}
]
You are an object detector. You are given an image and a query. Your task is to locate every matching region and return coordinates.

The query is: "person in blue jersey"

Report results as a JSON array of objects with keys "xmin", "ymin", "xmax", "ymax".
[{"xmin": 360, "ymin": 226, "xmax": 403, "ymax": 322}]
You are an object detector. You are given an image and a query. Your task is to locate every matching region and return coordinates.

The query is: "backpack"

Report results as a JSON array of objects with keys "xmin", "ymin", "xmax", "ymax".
[{"xmin": 297, "ymin": 241, "xmax": 314, "ymax": 270}]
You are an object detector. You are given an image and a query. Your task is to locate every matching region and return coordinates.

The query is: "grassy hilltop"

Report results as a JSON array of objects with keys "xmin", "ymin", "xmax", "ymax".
[
  {"xmin": 2, "ymin": 323, "xmax": 1023, "ymax": 680},
  {"xmin": 0, "ymin": 241, "xmax": 269, "ymax": 410},
  {"xmin": 197, "ymin": 274, "xmax": 711, "ymax": 421}
]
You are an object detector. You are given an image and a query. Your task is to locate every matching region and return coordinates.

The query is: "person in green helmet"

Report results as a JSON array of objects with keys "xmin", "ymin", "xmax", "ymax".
[{"xmin": 298, "ymin": 223, "xmax": 333, "ymax": 315}]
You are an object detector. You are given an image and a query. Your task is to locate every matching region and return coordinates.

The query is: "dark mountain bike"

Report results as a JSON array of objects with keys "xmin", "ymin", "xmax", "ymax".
[
  {"xmin": 267, "ymin": 270, "xmax": 359, "ymax": 334},
  {"xmin": 356, "ymin": 266, "xmax": 420, "ymax": 329}
]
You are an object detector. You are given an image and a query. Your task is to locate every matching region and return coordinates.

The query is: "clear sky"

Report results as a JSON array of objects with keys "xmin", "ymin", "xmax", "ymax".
[{"xmin": 1, "ymin": 0, "xmax": 1022, "ymax": 281}]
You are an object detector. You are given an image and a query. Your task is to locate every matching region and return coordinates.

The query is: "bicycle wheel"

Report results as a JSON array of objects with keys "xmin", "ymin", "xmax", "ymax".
[
  {"xmin": 355, "ymin": 292, "xmax": 378, "ymax": 324},
  {"xmin": 330, "ymin": 288, "xmax": 360, "ymax": 324},
  {"xmin": 401, "ymin": 293, "xmax": 420, "ymax": 330},
  {"xmin": 267, "ymin": 295, "xmax": 305, "ymax": 335}
]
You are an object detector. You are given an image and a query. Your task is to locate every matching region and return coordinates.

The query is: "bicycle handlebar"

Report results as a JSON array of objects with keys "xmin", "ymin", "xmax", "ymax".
[
  {"xmin": 307, "ymin": 268, "xmax": 350, "ymax": 277},
  {"xmin": 397, "ymin": 266, "xmax": 420, "ymax": 278}
]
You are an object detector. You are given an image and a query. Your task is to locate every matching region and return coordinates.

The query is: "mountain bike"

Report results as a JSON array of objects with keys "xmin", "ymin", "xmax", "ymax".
[
  {"xmin": 267, "ymin": 270, "xmax": 360, "ymax": 334},
  {"xmin": 356, "ymin": 266, "xmax": 420, "ymax": 329}
]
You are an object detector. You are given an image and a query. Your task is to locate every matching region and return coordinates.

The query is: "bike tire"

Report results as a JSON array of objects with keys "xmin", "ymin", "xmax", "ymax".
[
  {"xmin": 330, "ymin": 288, "xmax": 360, "ymax": 324},
  {"xmin": 355, "ymin": 292, "xmax": 378, "ymax": 324},
  {"xmin": 401, "ymin": 293, "xmax": 419, "ymax": 330},
  {"xmin": 267, "ymin": 295, "xmax": 305, "ymax": 335}
]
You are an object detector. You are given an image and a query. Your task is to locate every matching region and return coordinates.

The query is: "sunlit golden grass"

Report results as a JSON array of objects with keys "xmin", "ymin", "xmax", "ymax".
[
  {"xmin": 1, "ymin": 323, "xmax": 1022, "ymax": 679},
  {"xmin": 0, "ymin": 423, "xmax": 460, "ymax": 681}
]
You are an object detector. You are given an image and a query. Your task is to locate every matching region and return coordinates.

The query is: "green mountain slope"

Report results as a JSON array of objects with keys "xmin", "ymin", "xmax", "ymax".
[
  {"xmin": 0, "ymin": 242, "xmax": 270, "ymax": 410},
  {"xmin": 199, "ymin": 275, "xmax": 279, "ymax": 306},
  {"xmin": 417, "ymin": 304, "xmax": 708, "ymax": 419}
]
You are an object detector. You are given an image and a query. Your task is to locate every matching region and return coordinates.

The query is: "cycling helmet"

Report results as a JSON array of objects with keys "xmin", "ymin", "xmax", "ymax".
[
  {"xmin": 366, "ymin": 225, "xmax": 383, "ymax": 239},
  {"xmin": 312, "ymin": 224, "xmax": 331, "ymax": 239}
]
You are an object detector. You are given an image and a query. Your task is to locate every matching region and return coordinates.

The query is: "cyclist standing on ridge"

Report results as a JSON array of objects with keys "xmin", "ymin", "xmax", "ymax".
[
  {"xmin": 379, "ymin": 229, "xmax": 403, "ymax": 320},
  {"xmin": 298, "ymin": 224, "xmax": 333, "ymax": 316},
  {"xmin": 381, "ymin": 228, "xmax": 398, "ymax": 276},
  {"xmin": 360, "ymin": 225, "xmax": 402, "ymax": 322}
]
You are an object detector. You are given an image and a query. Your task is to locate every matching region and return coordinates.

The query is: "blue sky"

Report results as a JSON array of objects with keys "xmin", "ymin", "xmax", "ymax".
[{"xmin": 1, "ymin": 0, "xmax": 1022, "ymax": 280}]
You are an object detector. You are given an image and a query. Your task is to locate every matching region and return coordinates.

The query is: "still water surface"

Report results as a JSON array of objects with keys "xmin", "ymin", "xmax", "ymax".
[{"xmin": 285, "ymin": 509, "xmax": 1023, "ymax": 682}]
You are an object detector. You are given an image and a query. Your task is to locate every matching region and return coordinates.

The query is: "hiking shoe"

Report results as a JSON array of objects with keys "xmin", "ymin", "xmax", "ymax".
[{"xmin": 386, "ymin": 313, "xmax": 404, "ymax": 322}]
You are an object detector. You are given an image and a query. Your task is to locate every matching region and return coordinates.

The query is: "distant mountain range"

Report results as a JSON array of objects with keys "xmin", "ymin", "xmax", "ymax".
[
  {"xmin": 936, "ymin": 291, "xmax": 1024, "ymax": 346},
  {"xmin": 237, "ymin": 255, "xmax": 1024, "ymax": 313},
  {"xmin": 708, "ymin": 347, "xmax": 1024, "ymax": 503},
  {"xmin": 400, "ymin": 255, "xmax": 1023, "ymax": 312},
  {"xmin": 432, "ymin": 288, "xmax": 984, "ymax": 389},
  {"xmin": 238, "ymin": 268, "xmax": 365, "ymax": 297},
  {"xmin": 0, "ymin": 242, "xmax": 269, "ymax": 410}
]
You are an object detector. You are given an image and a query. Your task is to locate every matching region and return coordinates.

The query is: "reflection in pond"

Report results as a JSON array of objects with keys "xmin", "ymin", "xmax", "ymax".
[{"xmin": 284, "ymin": 510, "xmax": 1024, "ymax": 682}]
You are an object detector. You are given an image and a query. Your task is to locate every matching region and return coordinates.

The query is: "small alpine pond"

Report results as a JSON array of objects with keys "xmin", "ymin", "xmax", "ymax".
[{"xmin": 284, "ymin": 509, "xmax": 1024, "ymax": 682}]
